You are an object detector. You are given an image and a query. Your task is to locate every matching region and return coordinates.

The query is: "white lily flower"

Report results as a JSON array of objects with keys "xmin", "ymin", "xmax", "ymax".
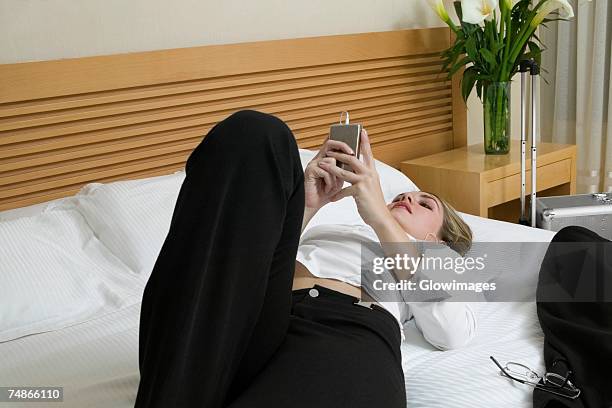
[
  {"xmin": 531, "ymin": 0, "xmax": 574, "ymax": 27},
  {"xmin": 461, "ymin": 0, "xmax": 498, "ymax": 25},
  {"xmin": 427, "ymin": 0, "xmax": 452, "ymax": 24}
]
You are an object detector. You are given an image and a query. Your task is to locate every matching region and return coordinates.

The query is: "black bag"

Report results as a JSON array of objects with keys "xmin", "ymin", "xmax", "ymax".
[{"xmin": 534, "ymin": 225, "xmax": 612, "ymax": 408}]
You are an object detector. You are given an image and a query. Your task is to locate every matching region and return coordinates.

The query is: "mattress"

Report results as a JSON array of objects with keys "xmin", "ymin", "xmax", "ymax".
[
  {"xmin": 0, "ymin": 304, "xmax": 142, "ymax": 408},
  {"xmin": 0, "ymin": 300, "xmax": 545, "ymax": 408},
  {"xmin": 402, "ymin": 302, "xmax": 545, "ymax": 407},
  {"xmin": 0, "ymin": 151, "xmax": 557, "ymax": 407}
]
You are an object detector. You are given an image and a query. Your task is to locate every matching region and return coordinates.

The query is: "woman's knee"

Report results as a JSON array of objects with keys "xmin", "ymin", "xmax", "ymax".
[
  {"xmin": 220, "ymin": 110, "xmax": 294, "ymax": 148},
  {"xmin": 225, "ymin": 109, "xmax": 282, "ymax": 127},
  {"xmin": 186, "ymin": 110, "xmax": 297, "ymax": 174}
]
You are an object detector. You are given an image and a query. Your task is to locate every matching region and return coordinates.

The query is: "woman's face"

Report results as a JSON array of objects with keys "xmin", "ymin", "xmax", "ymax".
[{"xmin": 387, "ymin": 191, "xmax": 444, "ymax": 241}]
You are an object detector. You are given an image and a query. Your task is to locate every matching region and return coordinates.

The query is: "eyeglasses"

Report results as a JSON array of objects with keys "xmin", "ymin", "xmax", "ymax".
[{"xmin": 489, "ymin": 356, "xmax": 581, "ymax": 400}]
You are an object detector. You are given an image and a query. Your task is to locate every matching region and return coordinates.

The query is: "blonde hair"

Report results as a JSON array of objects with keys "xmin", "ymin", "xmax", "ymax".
[{"xmin": 431, "ymin": 193, "xmax": 473, "ymax": 257}]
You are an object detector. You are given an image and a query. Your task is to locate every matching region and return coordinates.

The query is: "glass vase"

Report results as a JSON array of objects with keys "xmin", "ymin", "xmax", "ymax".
[{"xmin": 483, "ymin": 81, "xmax": 511, "ymax": 154}]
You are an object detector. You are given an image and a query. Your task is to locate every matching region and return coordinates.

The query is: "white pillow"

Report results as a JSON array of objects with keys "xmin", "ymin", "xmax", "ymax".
[
  {"xmin": 48, "ymin": 151, "xmax": 417, "ymax": 279},
  {"xmin": 48, "ymin": 172, "xmax": 185, "ymax": 278},
  {"xmin": 0, "ymin": 208, "xmax": 142, "ymax": 343}
]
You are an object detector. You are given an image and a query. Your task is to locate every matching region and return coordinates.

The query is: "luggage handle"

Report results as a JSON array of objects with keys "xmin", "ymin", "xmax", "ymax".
[{"xmin": 518, "ymin": 59, "xmax": 540, "ymax": 227}]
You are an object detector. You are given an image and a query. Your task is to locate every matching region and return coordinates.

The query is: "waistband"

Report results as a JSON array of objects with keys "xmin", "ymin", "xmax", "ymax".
[
  {"xmin": 293, "ymin": 284, "xmax": 359, "ymax": 303},
  {"xmin": 292, "ymin": 284, "xmax": 398, "ymax": 324},
  {"xmin": 292, "ymin": 284, "xmax": 404, "ymax": 347}
]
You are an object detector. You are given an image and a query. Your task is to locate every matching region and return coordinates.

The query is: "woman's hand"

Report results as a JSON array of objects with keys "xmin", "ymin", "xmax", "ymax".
[
  {"xmin": 318, "ymin": 129, "xmax": 389, "ymax": 227},
  {"xmin": 303, "ymin": 138, "xmax": 354, "ymax": 210}
]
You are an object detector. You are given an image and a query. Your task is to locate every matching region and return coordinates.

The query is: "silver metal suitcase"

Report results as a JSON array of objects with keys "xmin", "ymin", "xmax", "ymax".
[{"xmin": 536, "ymin": 193, "xmax": 612, "ymax": 240}]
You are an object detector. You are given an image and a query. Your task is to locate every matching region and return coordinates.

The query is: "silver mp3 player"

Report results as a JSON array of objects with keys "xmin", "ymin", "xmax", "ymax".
[{"xmin": 329, "ymin": 123, "xmax": 361, "ymax": 172}]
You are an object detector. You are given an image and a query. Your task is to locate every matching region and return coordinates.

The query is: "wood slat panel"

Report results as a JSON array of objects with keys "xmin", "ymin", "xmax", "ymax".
[
  {"xmin": 1, "ymin": 79, "xmax": 450, "ymax": 143},
  {"xmin": 0, "ymin": 28, "xmax": 451, "ymax": 103},
  {"xmin": 0, "ymin": 87, "xmax": 451, "ymax": 158},
  {"xmin": 0, "ymin": 101, "xmax": 452, "ymax": 172},
  {"xmin": 0, "ymin": 55, "xmax": 443, "ymax": 118},
  {"xmin": 0, "ymin": 94, "xmax": 451, "ymax": 161},
  {"xmin": 0, "ymin": 60, "xmax": 444, "ymax": 127},
  {"xmin": 0, "ymin": 27, "xmax": 466, "ymax": 212}
]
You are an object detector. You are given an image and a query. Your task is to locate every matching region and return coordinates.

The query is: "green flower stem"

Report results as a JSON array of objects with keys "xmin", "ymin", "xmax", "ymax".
[
  {"xmin": 500, "ymin": 8, "xmax": 512, "ymax": 81},
  {"xmin": 499, "ymin": 2, "xmax": 508, "ymax": 80},
  {"xmin": 507, "ymin": 7, "xmax": 540, "ymax": 70},
  {"xmin": 508, "ymin": 26, "xmax": 537, "ymax": 71},
  {"xmin": 445, "ymin": 19, "xmax": 460, "ymax": 34},
  {"xmin": 497, "ymin": 89, "xmax": 503, "ymax": 139},
  {"xmin": 499, "ymin": 9, "xmax": 505, "ymax": 41},
  {"xmin": 508, "ymin": 21, "xmax": 531, "ymax": 59}
]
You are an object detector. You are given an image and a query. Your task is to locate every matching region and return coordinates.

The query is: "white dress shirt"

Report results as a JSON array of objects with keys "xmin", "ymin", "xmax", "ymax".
[{"xmin": 296, "ymin": 223, "xmax": 477, "ymax": 350}]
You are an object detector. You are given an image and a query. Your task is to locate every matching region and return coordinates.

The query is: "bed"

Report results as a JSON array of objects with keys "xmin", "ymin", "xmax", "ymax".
[
  {"xmin": 0, "ymin": 27, "xmax": 556, "ymax": 407},
  {"xmin": 0, "ymin": 154, "xmax": 555, "ymax": 407}
]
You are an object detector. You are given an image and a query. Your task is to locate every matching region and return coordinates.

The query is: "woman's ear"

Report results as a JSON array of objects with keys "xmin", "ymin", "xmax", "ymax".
[{"xmin": 424, "ymin": 232, "xmax": 442, "ymax": 243}]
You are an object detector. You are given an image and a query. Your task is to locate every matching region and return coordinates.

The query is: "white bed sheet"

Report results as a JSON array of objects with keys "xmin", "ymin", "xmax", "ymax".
[
  {"xmin": 0, "ymin": 304, "xmax": 141, "ymax": 408},
  {"xmin": 0, "ymin": 158, "xmax": 557, "ymax": 407},
  {"xmin": 402, "ymin": 301, "xmax": 545, "ymax": 407},
  {"xmin": 0, "ymin": 298, "xmax": 546, "ymax": 408},
  {"xmin": 0, "ymin": 218, "xmax": 555, "ymax": 408}
]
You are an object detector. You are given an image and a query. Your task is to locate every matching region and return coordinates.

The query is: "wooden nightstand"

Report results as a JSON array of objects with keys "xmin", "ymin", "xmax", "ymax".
[{"xmin": 400, "ymin": 140, "xmax": 577, "ymax": 223}]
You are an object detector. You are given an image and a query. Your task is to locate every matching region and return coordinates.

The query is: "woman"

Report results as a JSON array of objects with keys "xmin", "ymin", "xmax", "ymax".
[{"xmin": 134, "ymin": 110, "xmax": 475, "ymax": 408}]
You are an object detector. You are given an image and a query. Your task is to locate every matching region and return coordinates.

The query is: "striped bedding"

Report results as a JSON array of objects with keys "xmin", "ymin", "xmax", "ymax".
[
  {"xmin": 0, "ymin": 150, "xmax": 556, "ymax": 407},
  {"xmin": 0, "ymin": 298, "xmax": 544, "ymax": 407}
]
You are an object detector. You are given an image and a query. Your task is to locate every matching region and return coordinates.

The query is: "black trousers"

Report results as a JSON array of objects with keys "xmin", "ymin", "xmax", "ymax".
[
  {"xmin": 535, "ymin": 225, "xmax": 612, "ymax": 408},
  {"xmin": 134, "ymin": 110, "xmax": 406, "ymax": 408}
]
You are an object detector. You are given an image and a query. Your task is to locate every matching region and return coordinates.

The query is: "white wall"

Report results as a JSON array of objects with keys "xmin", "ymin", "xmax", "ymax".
[
  {"xmin": 0, "ymin": 0, "xmax": 525, "ymax": 146},
  {"xmin": 0, "ymin": 0, "xmax": 444, "ymax": 63}
]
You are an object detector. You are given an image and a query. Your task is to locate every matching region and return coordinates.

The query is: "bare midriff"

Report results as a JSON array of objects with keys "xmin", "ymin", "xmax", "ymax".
[{"xmin": 292, "ymin": 261, "xmax": 362, "ymax": 299}]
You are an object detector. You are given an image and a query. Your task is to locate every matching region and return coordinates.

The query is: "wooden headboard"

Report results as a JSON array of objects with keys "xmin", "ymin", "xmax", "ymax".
[{"xmin": 0, "ymin": 27, "xmax": 465, "ymax": 212}]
